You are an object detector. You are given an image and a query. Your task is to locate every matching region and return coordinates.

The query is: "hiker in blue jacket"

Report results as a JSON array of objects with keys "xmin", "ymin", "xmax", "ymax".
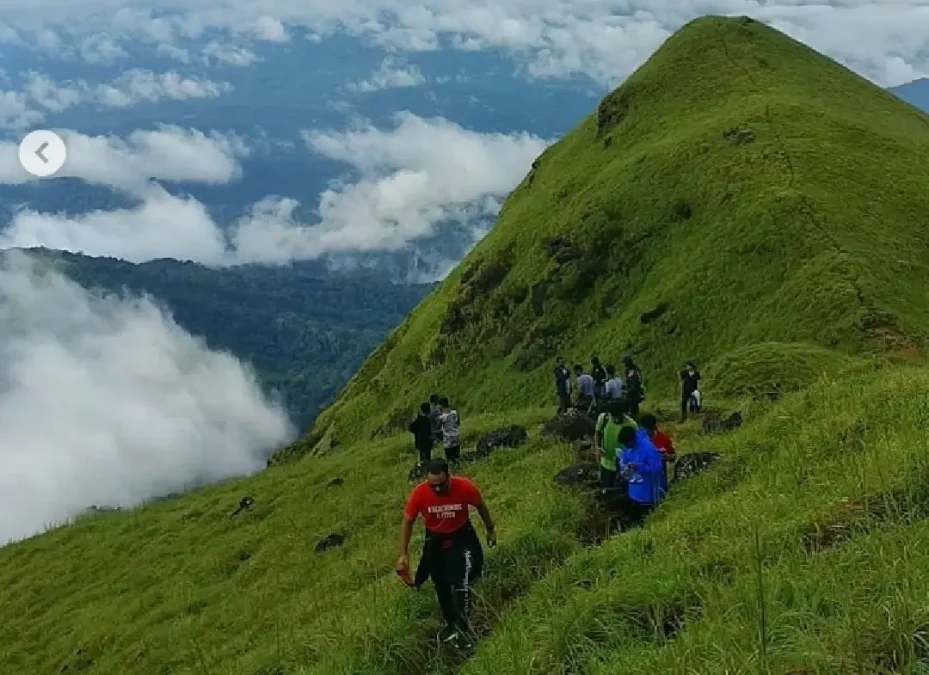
[{"xmin": 616, "ymin": 425, "xmax": 666, "ymax": 522}]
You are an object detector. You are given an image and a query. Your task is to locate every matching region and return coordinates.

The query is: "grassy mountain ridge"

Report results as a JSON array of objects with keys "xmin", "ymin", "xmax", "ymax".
[
  {"xmin": 302, "ymin": 15, "xmax": 929, "ymax": 454},
  {"xmin": 6, "ymin": 247, "xmax": 432, "ymax": 430},
  {"xmin": 5, "ymin": 15, "xmax": 929, "ymax": 675}
]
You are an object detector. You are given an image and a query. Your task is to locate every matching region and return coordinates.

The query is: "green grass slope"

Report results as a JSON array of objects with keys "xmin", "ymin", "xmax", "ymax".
[
  {"xmin": 303, "ymin": 15, "xmax": 929, "ymax": 453},
  {"xmin": 6, "ymin": 366, "xmax": 929, "ymax": 673}
]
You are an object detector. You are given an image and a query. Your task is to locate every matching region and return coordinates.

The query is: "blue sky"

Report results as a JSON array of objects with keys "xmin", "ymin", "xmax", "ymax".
[{"xmin": 0, "ymin": 1, "xmax": 926, "ymax": 273}]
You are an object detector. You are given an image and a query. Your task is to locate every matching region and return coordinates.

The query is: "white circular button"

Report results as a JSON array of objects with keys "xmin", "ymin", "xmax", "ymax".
[{"xmin": 19, "ymin": 129, "xmax": 67, "ymax": 178}]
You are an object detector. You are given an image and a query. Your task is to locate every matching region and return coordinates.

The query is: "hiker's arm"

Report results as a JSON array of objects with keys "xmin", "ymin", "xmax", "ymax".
[
  {"xmin": 641, "ymin": 450, "xmax": 663, "ymax": 474},
  {"xmin": 475, "ymin": 500, "xmax": 495, "ymax": 532},
  {"xmin": 398, "ymin": 513, "xmax": 415, "ymax": 559}
]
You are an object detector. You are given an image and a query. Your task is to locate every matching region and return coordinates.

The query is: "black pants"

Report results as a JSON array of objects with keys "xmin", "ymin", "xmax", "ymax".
[
  {"xmin": 628, "ymin": 400, "xmax": 640, "ymax": 417},
  {"xmin": 680, "ymin": 392, "xmax": 690, "ymax": 420},
  {"xmin": 417, "ymin": 444, "xmax": 433, "ymax": 464},
  {"xmin": 416, "ymin": 523, "xmax": 484, "ymax": 633},
  {"xmin": 625, "ymin": 498, "xmax": 655, "ymax": 526},
  {"xmin": 556, "ymin": 394, "xmax": 571, "ymax": 414},
  {"xmin": 599, "ymin": 465, "xmax": 616, "ymax": 489},
  {"xmin": 445, "ymin": 445, "xmax": 460, "ymax": 462}
]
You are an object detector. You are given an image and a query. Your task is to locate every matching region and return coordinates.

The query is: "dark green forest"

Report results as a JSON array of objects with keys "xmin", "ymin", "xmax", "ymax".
[{"xmin": 13, "ymin": 248, "xmax": 432, "ymax": 430}]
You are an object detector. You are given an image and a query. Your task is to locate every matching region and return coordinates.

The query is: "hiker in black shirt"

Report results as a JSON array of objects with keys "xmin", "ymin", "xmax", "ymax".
[
  {"xmin": 679, "ymin": 361, "xmax": 702, "ymax": 421},
  {"xmin": 553, "ymin": 357, "xmax": 571, "ymax": 414},
  {"xmin": 429, "ymin": 394, "xmax": 442, "ymax": 442},
  {"xmin": 409, "ymin": 402, "xmax": 435, "ymax": 466},
  {"xmin": 591, "ymin": 356, "xmax": 607, "ymax": 401},
  {"xmin": 621, "ymin": 356, "xmax": 644, "ymax": 417}
]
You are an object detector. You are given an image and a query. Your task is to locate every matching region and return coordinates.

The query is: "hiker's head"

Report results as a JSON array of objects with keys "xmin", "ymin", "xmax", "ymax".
[
  {"xmin": 617, "ymin": 425, "xmax": 637, "ymax": 448},
  {"xmin": 605, "ymin": 364, "xmax": 616, "ymax": 377},
  {"xmin": 606, "ymin": 399, "xmax": 626, "ymax": 419},
  {"xmin": 591, "ymin": 356, "xmax": 600, "ymax": 366},
  {"xmin": 420, "ymin": 402, "xmax": 430, "ymax": 415},
  {"xmin": 438, "ymin": 396, "xmax": 450, "ymax": 410},
  {"xmin": 622, "ymin": 355, "xmax": 633, "ymax": 367},
  {"xmin": 640, "ymin": 413, "xmax": 658, "ymax": 434},
  {"xmin": 426, "ymin": 458, "xmax": 450, "ymax": 494},
  {"xmin": 429, "ymin": 393, "xmax": 439, "ymax": 404},
  {"xmin": 573, "ymin": 364, "xmax": 583, "ymax": 374},
  {"xmin": 555, "ymin": 356, "xmax": 564, "ymax": 366},
  {"xmin": 685, "ymin": 361, "xmax": 695, "ymax": 373}
]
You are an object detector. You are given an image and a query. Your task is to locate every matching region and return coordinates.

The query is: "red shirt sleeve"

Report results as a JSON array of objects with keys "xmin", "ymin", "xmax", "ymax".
[
  {"xmin": 404, "ymin": 485, "xmax": 423, "ymax": 520},
  {"xmin": 463, "ymin": 478, "xmax": 482, "ymax": 505}
]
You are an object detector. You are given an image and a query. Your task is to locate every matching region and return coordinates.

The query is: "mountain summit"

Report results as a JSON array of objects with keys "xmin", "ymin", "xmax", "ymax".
[{"xmin": 305, "ymin": 15, "xmax": 929, "ymax": 451}]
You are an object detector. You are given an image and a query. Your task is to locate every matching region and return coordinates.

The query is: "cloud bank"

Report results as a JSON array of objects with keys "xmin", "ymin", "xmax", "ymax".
[
  {"xmin": 0, "ymin": 126, "xmax": 247, "ymax": 191},
  {"xmin": 0, "ymin": 70, "xmax": 232, "ymax": 130},
  {"xmin": 0, "ymin": 251, "xmax": 294, "ymax": 546},
  {"xmin": 0, "ymin": 114, "xmax": 548, "ymax": 264},
  {"xmin": 0, "ymin": 2, "xmax": 927, "ymax": 87}
]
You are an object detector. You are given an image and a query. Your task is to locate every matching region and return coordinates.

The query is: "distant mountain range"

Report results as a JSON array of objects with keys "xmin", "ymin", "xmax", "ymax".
[{"xmin": 891, "ymin": 78, "xmax": 929, "ymax": 113}]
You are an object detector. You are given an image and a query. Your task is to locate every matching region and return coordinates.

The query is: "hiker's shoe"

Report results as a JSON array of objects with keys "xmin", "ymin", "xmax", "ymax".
[
  {"xmin": 438, "ymin": 625, "xmax": 457, "ymax": 643},
  {"xmin": 456, "ymin": 628, "xmax": 477, "ymax": 649}
]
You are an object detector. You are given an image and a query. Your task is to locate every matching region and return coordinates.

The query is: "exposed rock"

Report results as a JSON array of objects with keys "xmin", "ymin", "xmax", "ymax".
[
  {"xmin": 373, "ymin": 406, "xmax": 413, "ymax": 439},
  {"xmin": 530, "ymin": 281, "xmax": 548, "ymax": 316},
  {"xmin": 86, "ymin": 504, "xmax": 120, "ymax": 514},
  {"xmin": 597, "ymin": 83, "xmax": 639, "ymax": 135},
  {"xmin": 543, "ymin": 235, "xmax": 576, "ymax": 263},
  {"xmin": 553, "ymin": 461, "xmax": 599, "ymax": 487},
  {"xmin": 231, "ymin": 496, "xmax": 254, "ymax": 517},
  {"xmin": 702, "ymin": 411, "xmax": 743, "ymax": 434},
  {"xmin": 475, "ymin": 425, "xmax": 528, "ymax": 457},
  {"xmin": 315, "ymin": 533, "xmax": 345, "ymax": 553},
  {"xmin": 541, "ymin": 410, "xmax": 596, "ymax": 441},
  {"xmin": 724, "ymin": 126, "xmax": 755, "ymax": 145},
  {"xmin": 672, "ymin": 199, "xmax": 693, "ymax": 220},
  {"xmin": 672, "ymin": 452, "xmax": 721, "ymax": 482},
  {"xmin": 572, "ymin": 439, "xmax": 595, "ymax": 461},
  {"xmin": 640, "ymin": 302, "xmax": 669, "ymax": 324}
]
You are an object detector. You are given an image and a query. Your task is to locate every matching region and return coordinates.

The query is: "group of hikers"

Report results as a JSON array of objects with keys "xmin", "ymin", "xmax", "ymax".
[
  {"xmin": 395, "ymin": 354, "xmax": 704, "ymax": 650},
  {"xmin": 554, "ymin": 354, "xmax": 702, "ymax": 422},
  {"xmin": 407, "ymin": 394, "xmax": 461, "ymax": 467}
]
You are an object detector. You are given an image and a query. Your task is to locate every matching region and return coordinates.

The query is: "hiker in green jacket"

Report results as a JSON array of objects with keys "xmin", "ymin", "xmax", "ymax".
[{"xmin": 596, "ymin": 399, "xmax": 638, "ymax": 488}]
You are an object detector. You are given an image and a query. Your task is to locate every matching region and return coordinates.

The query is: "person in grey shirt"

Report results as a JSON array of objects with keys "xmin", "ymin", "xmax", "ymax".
[
  {"xmin": 604, "ymin": 363, "xmax": 623, "ymax": 399},
  {"xmin": 573, "ymin": 364, "xmax": 594, "ymax": 410},
  {"xmin": 437, "ymin": 396, "xmax": 461, "ymax": 462}
]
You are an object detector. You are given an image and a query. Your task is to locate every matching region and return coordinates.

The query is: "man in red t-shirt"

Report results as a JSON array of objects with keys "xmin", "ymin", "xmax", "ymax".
[
  {"xmin": 639, "ymin": 414, "xmax": 675, "ymax": 482},
  {"xmin": 397, "ymin": 458, "xmax": 496, "ymax": 648}
]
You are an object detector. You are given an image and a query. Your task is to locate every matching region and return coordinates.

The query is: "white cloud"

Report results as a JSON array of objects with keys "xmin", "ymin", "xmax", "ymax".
[
  {"xmin": 156, "ymin": 43, "xmax": 191, "ymax": 63},
  {"xmin": 1, "ymin": 70, "xmax": 232, "ymax": 129},
  {"xmin": 0, "ymin": 114, "xmax": 547, "ymax": 264},
  {"xmin": 94, "ymin": 69, "xmax": 232, "ymax": 107},
  {"xmin": 0, "ymin": 126, "xmax": 247, "ymax": 192},
  {"xmin": 246, "ymin": 15, "xmax": 289, "ymax": 42},
  {"xmin": 348, "ymin": 57, "xmax": 426, "ymax": 92},
  {"xmin": 0, "ymin": 186, "xmax": 231, "ymax": 263},
  {"xmin": 0, "ymin": 250, "xmax": 294, "ymax": 546},
  {"xmin": 77, "ymin": 33, "xmax": 129, "ymax": 63},
  {"xmin": 21, "ymin": 73, "xmax": 84, "ymax": 113},
  {"xmin": 1, "ymin": 2, "xmax": 928, "ymax": 87},
  {"xmin": 202, "ymin": 41, "xmax": 259, "ymax": 66},
  {"xmin": 0, "ymin": 90, "xmax": 43, "ymax": 130},
  {"xmin": 230, "ymin": 112, "xmax": 550, "ymax": 261}
]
